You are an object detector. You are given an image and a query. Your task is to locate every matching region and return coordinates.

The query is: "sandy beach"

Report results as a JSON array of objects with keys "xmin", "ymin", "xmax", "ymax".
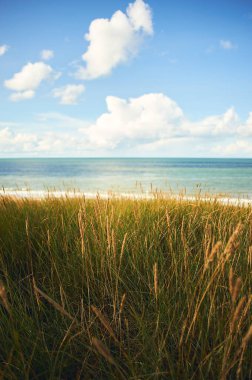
[{"xmin": 1, "ymin": 188, "xmax": 252, "ymax": 207}]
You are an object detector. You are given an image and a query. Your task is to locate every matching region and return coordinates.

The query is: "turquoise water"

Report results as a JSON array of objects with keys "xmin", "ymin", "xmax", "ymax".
[{"xmin": 0, "ymin": 158, "xmax": 252, "ymax": 198}]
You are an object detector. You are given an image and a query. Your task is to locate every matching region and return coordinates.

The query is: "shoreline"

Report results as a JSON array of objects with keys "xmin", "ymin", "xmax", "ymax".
[{"xmin": 1, "ymin": 188, "xmax": 252, "ymax": 207}]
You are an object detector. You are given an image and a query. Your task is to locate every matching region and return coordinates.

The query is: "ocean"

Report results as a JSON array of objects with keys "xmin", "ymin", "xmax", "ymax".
[{"xmin": 0, "ymin": 158, "xmax": 252, "ymax": 199}]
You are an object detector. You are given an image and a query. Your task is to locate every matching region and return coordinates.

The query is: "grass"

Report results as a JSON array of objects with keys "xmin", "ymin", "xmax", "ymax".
[{"xmin": 0, "ymin": 195, "xmax": 252, "ymax": 379}]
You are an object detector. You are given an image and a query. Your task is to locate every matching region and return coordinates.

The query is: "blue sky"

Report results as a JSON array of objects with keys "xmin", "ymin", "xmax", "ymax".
[{"xmin": 0, "ymin": 0, "xmax": 252, "ymax": 157}]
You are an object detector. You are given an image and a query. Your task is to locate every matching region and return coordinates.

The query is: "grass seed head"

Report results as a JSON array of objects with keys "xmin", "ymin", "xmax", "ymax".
[
  {"xmin": 92, "ymin": 337, "xmax": 116, "ymax": 366},
  {"xmin": 232, "ymin": 277, "xmax": 242, "ymax": 304},
  {"xmin": 0, "ymin": 280, "xmax": 10, "ymax": 313},
  {"xmin": 204, "ymin": 241, "xmax": 222, "ymax": 271},
  {"xmin": 229, "ymin": 268, "xmax": 235, "ymax": 297},
  {"xmin": 230, "ymin": 296, "xmax": 246, "ymax": 333},
  {"xmin": 224, "ymin": 223, "xmax": 243, "ymax": 259}
]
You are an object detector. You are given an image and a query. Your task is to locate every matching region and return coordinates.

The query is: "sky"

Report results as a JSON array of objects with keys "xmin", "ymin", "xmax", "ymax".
[{"xmin": 0, "ymin": 0, "xmax": 252, "ymax": 157}]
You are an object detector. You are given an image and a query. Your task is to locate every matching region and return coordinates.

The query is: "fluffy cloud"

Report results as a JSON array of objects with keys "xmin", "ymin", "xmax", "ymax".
[
  {"xmin": 220, "ymin": 40, "xmax": 236, "ymax": 50},
  {"xmin": 237, "ymin": 112, "xmax": 252, "ymax": 136},
  {"xmin": 82, "ymin": 94, "xmax": 183, "ymax": 148},
  {"xmin": 0, "ymin": 44, "xmax": 9, "ymax": 56},
  {"xmin": 0, "ymin": 127, "xmax": 37, "ymax": 153},
  {"xmin": 0, "ymin": 113, "xmax": 90, "ymax": 155},
  {"xmin": 4, "ymin": 61, "xmax": 60, "ymax": 101},
  {"xmin": 182, "ymin": 108, "xmax": 238, "ymax": 136},
  {"xmin": 53, "ymin": 84, "xmax": 85, "ymax": 105},
  {"xmin": 0, "ymin": 127, "xmax": 82, "ymax": 154},
  {"xmin": 77, "ymin": 0, "xmax": 153, "ymax": 79},
  {"xmin": 126, "ymin": 0, "xmax": 153, "ymax": 34},
  {"xmin": 81, "ymin": 94, "xmax": 238, "ymax": 149},
  {"xmin": 84, "ymin": 95, "xmax": 252, "ymax": 156},
  {"xmin": 5, "ymin": 62, "xmax": 53, "ymax": 91},
  {"xmin": 40, "ymin": 49, "xmax": 54, "ymax": 60}
]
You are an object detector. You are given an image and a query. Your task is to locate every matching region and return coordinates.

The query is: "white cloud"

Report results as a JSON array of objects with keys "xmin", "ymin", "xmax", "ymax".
[
  {"xmin": 77, "ymin": 0, "xmax": 153, "ymax": 80},
  {"xmin": 126, "ymin": 0, "xmax": 153, "ymax": 34},
  {"xmin": 182, "ymin": 107, "xmax": 238, "ymax": 136},
  {"xmin": 40, "ymin": 49, "xmax": 54, "ymax": 60},
  {"xmin": 35, "ymin": 132, "xmax": 79, "ymax": 152},
  {"xmin": 220, "ymin": 39, "xmax": 236, "ymax": 50},
  {"xmin": 5, "ymin": 62, "xmax": 53, "ymax": 91},
  {"xmin": 0, "ymin": 127, "xmax": 81, "ymax": 154},
  {"xmin": 0, "ymin": 44, "xmax": 9, "ymax": 56},
  {"xmin": 237, "ymin": 112, "xmax": 252, "ymax": 136},
  {"xmin": 213, "ymin": 140, "xmax": 252, "ymax": 156},
  {"xmin": 5, "ymin": 113, "xmax": 90, "ymax": 154},
  {"xmin": 1, "ymin": 93, "xmax": 252, "ymax": 157},
  {"xmin": 4, "ymin": 61, "xmax": 60, "ymax": 101},
  {"xmin": 82, "ymin": 94, "xmax": 183, "ymax": 148},
  {"xmin": 81, "ymin": 94, "xmax": 238, "ymax": 149},
  {"xmin": 53, "ymin": 84, "xmax": 85, "ymax": 104},
  {"xmin": 10, "ymin": 90, "xmax": 35, "ymax": 102},
  {"xmin": 0, "ymin": 128, "xmax": 38, "ymax": 153}
]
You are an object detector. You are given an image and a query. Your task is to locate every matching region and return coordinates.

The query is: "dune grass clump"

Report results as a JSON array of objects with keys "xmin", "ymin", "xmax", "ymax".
[{"xmin": 0, "ymin": 195, "xmax": 252, "ymax": 379}]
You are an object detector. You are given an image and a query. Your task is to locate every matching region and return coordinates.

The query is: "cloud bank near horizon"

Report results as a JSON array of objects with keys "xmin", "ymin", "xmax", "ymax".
[{"xmin": 1, "ymin": 93, "xmax": 252, "ymax": 157}]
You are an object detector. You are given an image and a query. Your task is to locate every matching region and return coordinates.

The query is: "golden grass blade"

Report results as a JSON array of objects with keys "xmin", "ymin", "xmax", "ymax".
[
  {"xmin": 248, "ymin": 246, "xmax": 252, "ymax": 268},
  {"xmin": 236, "ymin": 325, "xmax": 252, "ymax": 378},
  {"xmin": 204, "ymin": 241, "xmax": 222, "ymax": 271},
  {"xmin": 153, "ymin": 262, "xmax": 158, "ymax": 301},
  {"xmin": 242, "ymin": 325, "xmax": 252, "ymax": 345},
  {"xmin": 228, "ymin": 268, "xmax": 234, "ymax": 298},
  {"xmin": 34, "ymin": 284, "xmax": 74, "ymax": 321},
  {"xmin": 230, "ymin": 296, "xmax": 246, "ymax": 334},
  {"xmin": 0, "ymin": 280, "xmax": 10, "ymax": 314},
  {"xmin": 224, "ymin": 223, "xmax": 243, "ymax": 259},
  {"xmin": 91, "ymin": 305, "xmax": 119, "ymax": 344},
  {"xmin": 231, "ymin": 277, "xmax": 242, "ymax": 304},
  {"xmin": 78, "ymin": 209, "xmax": 85, "ymax": 257},
  {"xmin": 92, "ymin": 337, "xmax": 117, "ymax": 366},
  {"xmin": 119, "ymin": 293, "xmax": 126, "ymax": 315},
  {"xmin": 120, "ymin": 233, "xmax": 128, "ymax": 265}
]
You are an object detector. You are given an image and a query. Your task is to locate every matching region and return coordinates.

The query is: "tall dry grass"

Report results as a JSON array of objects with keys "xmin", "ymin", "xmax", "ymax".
[{"xmin": 0, "ymin": 195, "xmax": 251, "ymax": 379}]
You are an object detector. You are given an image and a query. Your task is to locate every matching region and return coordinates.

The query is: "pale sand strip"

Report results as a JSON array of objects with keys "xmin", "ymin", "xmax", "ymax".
[{"xmin": 0, "ymin": 189, "xmax": 252, "ymax": 207}]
